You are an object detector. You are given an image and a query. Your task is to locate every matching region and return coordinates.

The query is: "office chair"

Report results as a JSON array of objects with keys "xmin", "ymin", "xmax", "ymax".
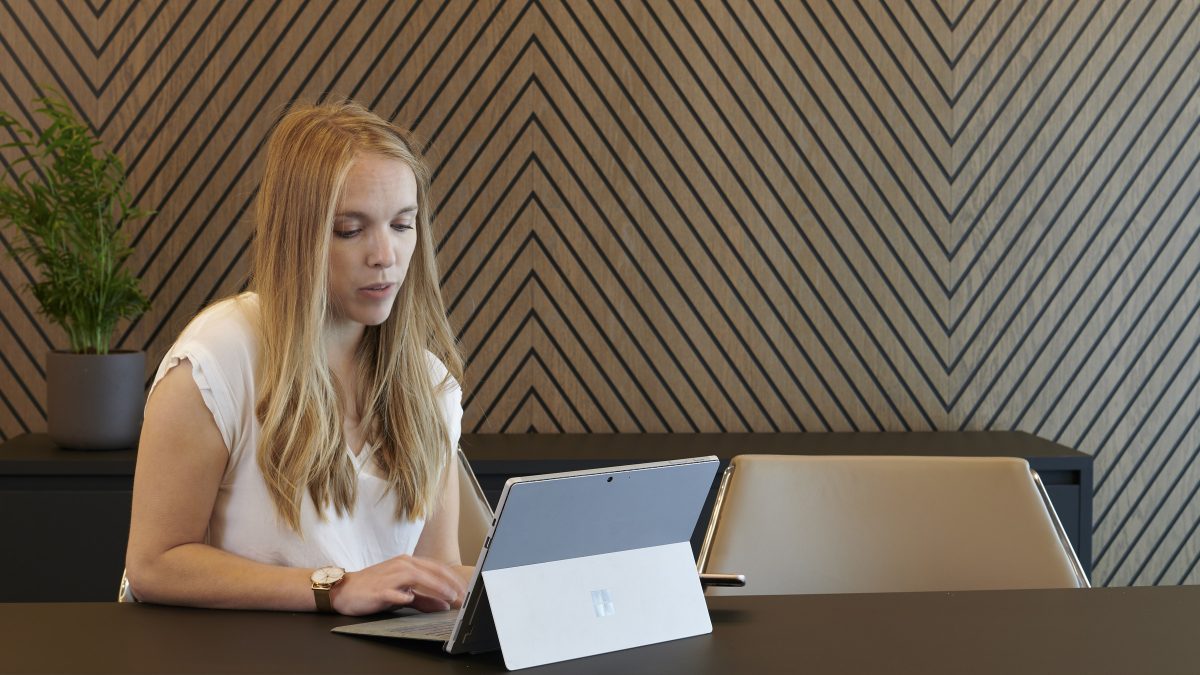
[
  {"xmin": 454, "ymin": 446, "xmax": 494, "ymax": 565},
  {"xmin": 118, "ymin": 446, "xmax": 494, "ymax": 602},
  {"xmin": 697, "ymin": 455, "xmax": 1089, "ymax": 596}
]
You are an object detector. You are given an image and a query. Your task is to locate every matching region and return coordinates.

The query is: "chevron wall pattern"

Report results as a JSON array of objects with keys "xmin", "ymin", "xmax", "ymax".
[{"xmin": 2, "ymin": 0, "xmax": 1199, "ymax": 586}]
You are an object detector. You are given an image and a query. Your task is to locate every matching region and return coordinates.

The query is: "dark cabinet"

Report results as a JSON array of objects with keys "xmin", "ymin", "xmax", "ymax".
[{"xmin": 0, "ymin": 437, "xmax": 136, "ymax": 602}]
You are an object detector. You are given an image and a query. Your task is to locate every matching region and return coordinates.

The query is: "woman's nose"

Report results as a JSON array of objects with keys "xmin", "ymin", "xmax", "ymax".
[{"xmin": 367, "ymin": 230, "xmax": 395, "ymax": 268}]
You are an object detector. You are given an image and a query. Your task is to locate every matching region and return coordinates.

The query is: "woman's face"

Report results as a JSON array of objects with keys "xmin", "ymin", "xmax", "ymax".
[{"xmin": 327, "ymin": 153, "xmax": 419, "ymax": 331}]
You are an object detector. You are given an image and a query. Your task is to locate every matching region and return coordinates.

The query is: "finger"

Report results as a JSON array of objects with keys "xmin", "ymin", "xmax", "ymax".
[
  {"xmin": 385, "ymin": 587, "xmax": 416, "ymax": 607},
  {"xmin": 401, "ymin": 574, "xmax": 460, "ymax": 605},
  {"xmin": 410, "ymin": 592, "xmax": 452, "ymax": 613},
  {"xmin": 411, "ymin": 557, "xmax": 468, "ymax": 597},
  {"xmin": 389, "ymin": 557, "xmax": 466, "ymax": 600}
]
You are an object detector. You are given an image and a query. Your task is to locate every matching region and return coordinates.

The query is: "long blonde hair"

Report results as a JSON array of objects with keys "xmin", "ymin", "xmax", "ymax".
[{"xmin": 252, "ymin": 100, "xmax": 462, "ymax": 532}]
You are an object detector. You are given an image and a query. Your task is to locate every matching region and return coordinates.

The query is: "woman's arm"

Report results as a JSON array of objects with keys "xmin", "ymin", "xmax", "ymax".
[
  {"xmin": 413, "ymin": 446, "xmax": 475, "ymax": 589},
  {"xmin": 125, "ymin": 362, "xmax": 464, "ymax": 614}
]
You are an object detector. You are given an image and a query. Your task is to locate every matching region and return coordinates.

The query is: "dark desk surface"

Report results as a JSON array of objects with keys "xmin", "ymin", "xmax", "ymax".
[{"xmin": 3, "ymin": 586, "xmax": 1196, "ymax": 674}]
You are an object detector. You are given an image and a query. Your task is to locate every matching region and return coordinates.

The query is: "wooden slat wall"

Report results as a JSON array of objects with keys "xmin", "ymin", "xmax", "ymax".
[{"xmin": 1, "ymin": 0, "xmax": 1198, "ymax": 586}]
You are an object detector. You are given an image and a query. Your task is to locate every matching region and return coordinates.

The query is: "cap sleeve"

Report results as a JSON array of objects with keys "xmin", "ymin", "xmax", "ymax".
[{"xmin": 148, "ymin": 295, "xmax": 259, "ymax": 455}]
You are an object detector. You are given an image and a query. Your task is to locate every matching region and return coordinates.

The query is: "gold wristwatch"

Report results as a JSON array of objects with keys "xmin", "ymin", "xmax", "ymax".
[{"xmin": 310, "ymin": 565, "xmax": 345, "ymax": 613}]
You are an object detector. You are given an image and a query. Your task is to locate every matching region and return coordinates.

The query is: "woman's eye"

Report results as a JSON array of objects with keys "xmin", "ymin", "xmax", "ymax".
[
  {"xmin": 333, "ymin": 229, "xmax": 360, "ymax": 239},
  {"xmin": 391, "ymin": 222, "xmax": 414, "ymax": 232}
]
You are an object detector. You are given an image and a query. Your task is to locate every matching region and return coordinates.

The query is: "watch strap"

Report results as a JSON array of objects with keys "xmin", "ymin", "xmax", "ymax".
[{"xmin": 313, "ymin": 585, "xmax": 334, "ymax": 613}]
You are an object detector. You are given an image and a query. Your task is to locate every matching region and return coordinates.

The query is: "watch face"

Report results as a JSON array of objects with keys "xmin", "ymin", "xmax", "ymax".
[{"xmin": 312, "ymin": 566, "xmax": 345, "ymax": 585}]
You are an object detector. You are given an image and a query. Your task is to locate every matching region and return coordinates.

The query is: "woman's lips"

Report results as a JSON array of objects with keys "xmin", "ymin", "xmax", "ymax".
[{"xmin": 357, "ymin": 283, "xmax": 394, "ymax": 300}]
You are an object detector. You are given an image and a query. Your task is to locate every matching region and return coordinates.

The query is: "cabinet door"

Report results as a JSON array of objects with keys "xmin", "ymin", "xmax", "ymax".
[{"xmin": 1, "ymin": 483, "xmax": 132, "ymax": 602}]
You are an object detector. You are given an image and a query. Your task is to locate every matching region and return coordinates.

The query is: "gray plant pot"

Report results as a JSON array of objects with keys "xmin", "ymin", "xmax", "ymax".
[{"xmin": 47, "ymin": 350, "xmax": 146, "ymax": 450}]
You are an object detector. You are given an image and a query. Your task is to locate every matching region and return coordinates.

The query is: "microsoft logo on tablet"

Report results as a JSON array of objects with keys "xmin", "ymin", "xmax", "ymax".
[{"xmin": 591, "ymin": 589, "xmax": 615, "ymax": 617}]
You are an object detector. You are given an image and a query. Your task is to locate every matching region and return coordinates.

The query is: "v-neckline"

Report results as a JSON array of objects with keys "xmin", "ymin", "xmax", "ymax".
[{"xmin": 348, "ymin": 442, "xmax": 374, "ymax": 471}]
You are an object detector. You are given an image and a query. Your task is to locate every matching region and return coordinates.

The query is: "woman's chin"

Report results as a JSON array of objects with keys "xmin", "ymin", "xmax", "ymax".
[
  {"xmin": 329, "ymin": 308, "xmax": 392, "ymax": 330},
  {"xmin": 359, "ymin": 311, "xmax": 392, "ymax": 327}
]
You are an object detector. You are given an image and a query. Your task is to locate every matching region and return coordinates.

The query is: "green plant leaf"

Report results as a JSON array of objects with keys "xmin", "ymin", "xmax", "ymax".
[{"xmin": 0, "ymin": 88, "xmax": 152, "ymax": 354}]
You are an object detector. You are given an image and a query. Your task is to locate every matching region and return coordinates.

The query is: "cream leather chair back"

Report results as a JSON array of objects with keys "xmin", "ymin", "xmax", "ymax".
[
  {"xmin": 455, "ymin": 446, "xmax": 493, "ymax": 565},
  {"xmin": 697, "ymin": 455, "xmax": 1089, "ymax": 596},
  {"xmin": 119, "ymin": 447, "xmax": 494, "ymax": 602}
]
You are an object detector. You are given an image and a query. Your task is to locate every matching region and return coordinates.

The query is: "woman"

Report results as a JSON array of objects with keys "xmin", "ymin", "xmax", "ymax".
[{"xmin": 125, "ymin": 101, "xmax": 469, "ymax": 616}]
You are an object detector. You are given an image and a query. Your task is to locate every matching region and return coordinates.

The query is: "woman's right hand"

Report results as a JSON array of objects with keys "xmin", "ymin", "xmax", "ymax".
[{"xmin": 329, "ymin": 554, "xmax": 467, "ymax": 616}]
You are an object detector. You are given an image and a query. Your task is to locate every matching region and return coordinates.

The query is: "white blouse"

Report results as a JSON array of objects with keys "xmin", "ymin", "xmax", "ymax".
[{"xmin": 147, "ymin": 292, "xmax": 462, "ymax": 573}]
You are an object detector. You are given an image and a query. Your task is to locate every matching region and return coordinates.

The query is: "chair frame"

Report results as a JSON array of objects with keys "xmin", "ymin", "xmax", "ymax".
[
  {"xmin": 455, "ymin": 445, "xmax": 495, "ymax": 565},
  {"xmin": 456, "ymin": 446, "xmax": 493, "ymax": 523},
  {"xmin": 695, "ymin": 462, "xmax": 736, "ymax": 576},
  {"xmin": 696, "ymin": 460, "xmax": 1091, "ymax": 589},
  {"xmin": 1030, "ymin": 470, "xmax": 1090, "ymax": 587}
]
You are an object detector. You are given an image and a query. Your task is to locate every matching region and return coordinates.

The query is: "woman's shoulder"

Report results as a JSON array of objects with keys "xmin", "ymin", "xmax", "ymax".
[
  {"xmin": 174, "ymin": 292, "xmax": 261, "ymax": 364},
  {"xmin": 423, "ymin": 350, "xmax": 460, "ymax": 390},
  {"xmin": 151, "ymin": 294, "xmax": 261, "ymax": 448},
  {"xmin": 422, "ymin": 351, "xmax": 463, "ymax": 451},
  {"xmin": 180, "ymin": 290, "xmax": 260, "ymax": 338},
  {"xmin": 424, "ymin": 349, "xmax": 448, "ymax": 378}
]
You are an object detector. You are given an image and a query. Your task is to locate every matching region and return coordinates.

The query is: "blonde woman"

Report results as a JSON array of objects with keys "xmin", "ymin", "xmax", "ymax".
[{"xmin": 125, "ymin": 101, "xmax": 468, "ymax": 616}]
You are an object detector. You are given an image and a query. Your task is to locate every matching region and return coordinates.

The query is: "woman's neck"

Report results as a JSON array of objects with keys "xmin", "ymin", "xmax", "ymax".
[
  {"xmin": 324, "ymin": 315, "xmax": 365, "ymax": 361},
  {"xmin": 325, "ymin": 320, "xmax": 365, "ymax": 423}
]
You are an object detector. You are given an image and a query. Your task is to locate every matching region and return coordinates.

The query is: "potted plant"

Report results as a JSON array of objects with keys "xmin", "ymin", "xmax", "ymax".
[{"xmin": 0, "ymin": 92, "xmax": 151, "ymax": 449}]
